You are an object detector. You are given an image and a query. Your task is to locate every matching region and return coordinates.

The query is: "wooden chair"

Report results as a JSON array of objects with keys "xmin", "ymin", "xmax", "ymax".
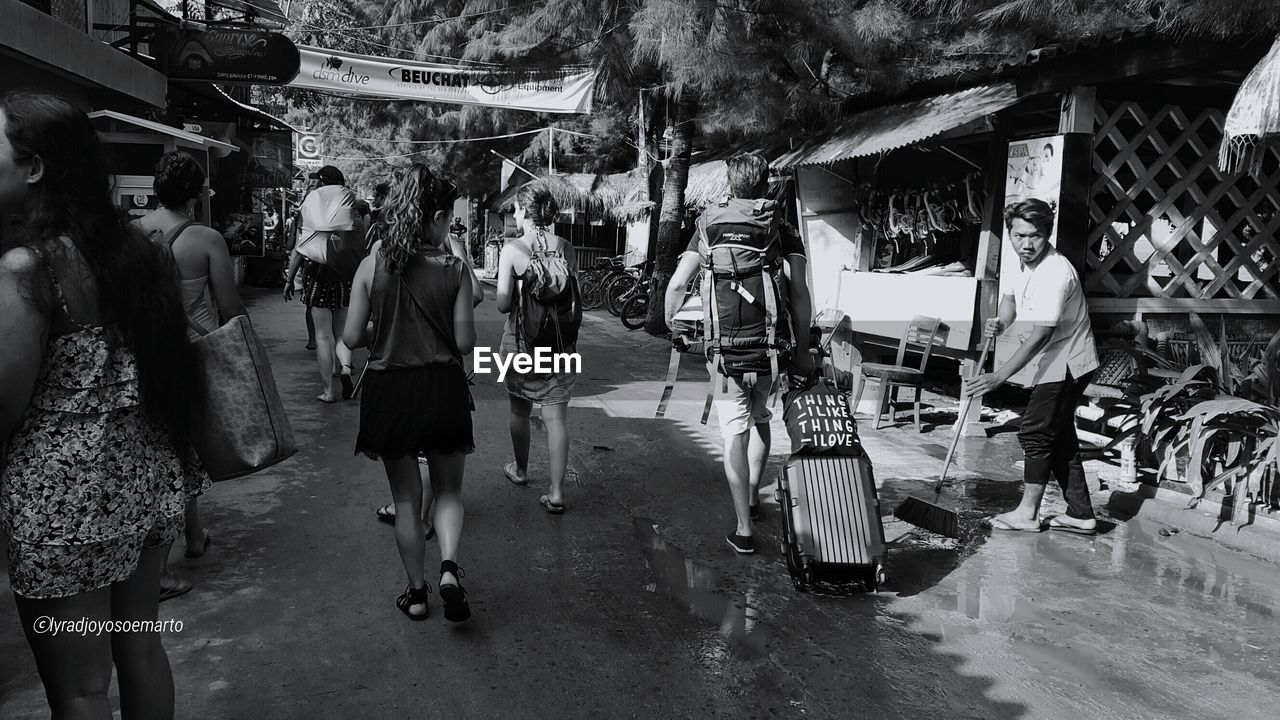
[{"xmin": 851, "ymin": 316, "xmax": 943, "ymax": 432}]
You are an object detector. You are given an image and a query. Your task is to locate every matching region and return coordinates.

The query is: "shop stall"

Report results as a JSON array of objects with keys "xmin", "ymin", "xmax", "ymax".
[
  {"xmin": 776, "ymin": 31, "xmax": 1280, "ymax": 431},
  {"xmin": 90, "ymin": 109, "xmax": 238, "ymax": 222}
]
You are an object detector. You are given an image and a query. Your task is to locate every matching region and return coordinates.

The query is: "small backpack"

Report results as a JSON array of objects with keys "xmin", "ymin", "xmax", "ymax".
[{"xmin": 515, "ymin": 230, "xmax": 582, "ymax": 354}]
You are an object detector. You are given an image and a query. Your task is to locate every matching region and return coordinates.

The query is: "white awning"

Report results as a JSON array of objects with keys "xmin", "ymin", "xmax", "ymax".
[
  {"xmin": 88, "ymin": 110, "xmax": 239, "ymax": 154},
  {"xmin": 776, "ymin": 83, "xmax": 1019, "ymax": 168}
]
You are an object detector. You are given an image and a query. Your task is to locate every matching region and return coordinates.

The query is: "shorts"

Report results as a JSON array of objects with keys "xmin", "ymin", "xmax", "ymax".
[
  {"xmin": 709, "ymin": 364, "xmax": 775, "ymax": 438},
  {"xmin": 302, "ymin": 261, "xmax": 351, "ymax": 310}
]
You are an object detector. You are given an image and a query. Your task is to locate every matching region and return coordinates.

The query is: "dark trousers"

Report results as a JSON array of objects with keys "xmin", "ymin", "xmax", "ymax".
[{"xmin": 1017, "ymin": 370, "xmax": 1096, "ymax": 520}]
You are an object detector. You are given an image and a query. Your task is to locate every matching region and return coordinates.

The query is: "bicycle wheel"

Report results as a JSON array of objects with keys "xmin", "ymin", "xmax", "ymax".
[
  {"xmin": 584, "ymin": 276, "xmax": 610, "ymax": 309},
  {"xmin": 621, "ymin": 295, "xmax": 648, "ymax": 329},
  {"xmin": 605, "ymin": 275, "xmax": 638, "ymax": 316}
]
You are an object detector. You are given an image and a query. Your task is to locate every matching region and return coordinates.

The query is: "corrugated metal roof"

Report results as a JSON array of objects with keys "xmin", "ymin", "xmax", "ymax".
[
  {"xmin": 775, "ymin": 82, "xmax": 1019, "ymax": 169},
  {"xmin": 88, "ymin": 110, "xmax": 239, "ymax": 154},
  {"xmin": 208, "ymin": 0, "xmax": 288, "ymax": 25}
]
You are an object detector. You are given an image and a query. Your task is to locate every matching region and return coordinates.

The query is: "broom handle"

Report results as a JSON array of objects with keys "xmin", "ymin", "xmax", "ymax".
[{"xmin": 936, "ymin": 333, "xmax": 995, "ymax": 492}]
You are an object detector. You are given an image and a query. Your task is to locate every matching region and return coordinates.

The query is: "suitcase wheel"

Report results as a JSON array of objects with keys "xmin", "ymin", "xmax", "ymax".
[{"xmin": 866, "ymin": 563, "xmax": 887, "ymax": 593}]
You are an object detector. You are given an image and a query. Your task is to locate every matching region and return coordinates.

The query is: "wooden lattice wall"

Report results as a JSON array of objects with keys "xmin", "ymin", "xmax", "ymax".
[{"xmin": 1088, "ymin": 102, "xmax": 1280, "ymax": 306}]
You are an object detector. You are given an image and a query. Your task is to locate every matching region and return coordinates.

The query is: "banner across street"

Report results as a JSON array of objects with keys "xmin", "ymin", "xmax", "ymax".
[{"xmin": 288, "ymin": 47, "xmax": 596, "ymax": 114}]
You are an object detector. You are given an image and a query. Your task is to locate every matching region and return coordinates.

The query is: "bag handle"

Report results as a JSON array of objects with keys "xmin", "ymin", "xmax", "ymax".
[{"xmin": 161, "ymin": 219, "xmax": 210, "ymax": 337}]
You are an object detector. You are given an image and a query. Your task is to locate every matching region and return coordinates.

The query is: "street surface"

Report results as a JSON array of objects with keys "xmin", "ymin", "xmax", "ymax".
[{"xmin": 2, "ymin": 285, "xmax": 1279, "ymax": 719}]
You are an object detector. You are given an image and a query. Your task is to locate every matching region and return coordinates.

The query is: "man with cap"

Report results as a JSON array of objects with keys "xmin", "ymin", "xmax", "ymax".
[{"xmin": 284, "ymin": 165, "xmax": 364, "ymax": 402}]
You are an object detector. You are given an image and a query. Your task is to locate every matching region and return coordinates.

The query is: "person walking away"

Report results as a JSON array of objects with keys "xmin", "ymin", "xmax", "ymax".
[
  {"xmin": 964, "ymin": 198, "xmax": 1100, "ymax": 535},
  {"xmin": 373, "ymin": 206, "xmax": 485, "ymax": 527},
  {"xmin": 284, "ymin": 165, "xmax": 364, "ymax": 402},
  {"xmin": 133, "ymin": 150, "xmax": 246, "ymax": 600},
  {"xmin": 496, "ymin": 184, "xmax": 582, "ymax": 513},
  {"xmin": 0, "ymin": 90, "xmax": 205, "ymax": 719},
  {"xmin": 663, "ymin": 153, "xmax": 814, "ymax": 554},
  {"xmin": 344, "ymin": 163, "xmax": 475, "ymax": 622},
  {"xmin": 284, "ymin": 205, "xmax": 317, "ymax": 350}
]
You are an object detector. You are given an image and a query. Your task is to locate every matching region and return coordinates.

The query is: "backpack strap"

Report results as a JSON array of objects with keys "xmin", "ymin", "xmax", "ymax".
[
  {"xmin": 655, "ymin": 346, "xmax": 682, "ymax": 418},
  {"xmin": 700, "ymin": 372, "xmax": 717, "ymax": 425}
]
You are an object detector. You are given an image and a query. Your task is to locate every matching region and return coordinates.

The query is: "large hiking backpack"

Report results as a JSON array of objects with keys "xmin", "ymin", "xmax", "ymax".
[
  {"xmin": 514, "ymin": 230, "xmax": 582, "ymax": 354},
  {"xmin": 698, "ymin": 196, "xmax": 793, "ymax": 377}
]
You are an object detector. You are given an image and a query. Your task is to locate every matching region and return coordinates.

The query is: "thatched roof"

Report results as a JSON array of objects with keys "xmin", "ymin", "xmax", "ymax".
[
  {"xmin": 682, "ymin": 161, "xmax": 731, "ymax": 209},
  {"xmin": 489, "ymin": 169, "xmax": 651, "ymax": 224}
]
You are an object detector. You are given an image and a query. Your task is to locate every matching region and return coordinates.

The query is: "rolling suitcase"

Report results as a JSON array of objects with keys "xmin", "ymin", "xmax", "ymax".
[{"xmin": 777, "ymin": 452, "xmax": 888, "ymax": 592}]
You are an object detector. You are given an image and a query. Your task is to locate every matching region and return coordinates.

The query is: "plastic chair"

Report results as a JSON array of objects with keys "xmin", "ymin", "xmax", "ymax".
[{"xmin": 851, "ymin": 316, "xmax": 943, "ymax": 432}]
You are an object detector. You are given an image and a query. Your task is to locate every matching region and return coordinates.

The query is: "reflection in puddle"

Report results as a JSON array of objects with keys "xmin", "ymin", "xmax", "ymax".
[{"xmin": 632, "ymin": 517, "xmax": 770, "ymax": 659}]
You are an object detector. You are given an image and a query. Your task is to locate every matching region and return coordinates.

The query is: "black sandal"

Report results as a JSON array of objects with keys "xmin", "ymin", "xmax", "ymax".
[
  {"xmin": 438, "ymin": 560, "xmax": 471, "ymax": 623},
  {"xmin": 395, "ymin": 583, "xmax": 431, "ymax": 621}
]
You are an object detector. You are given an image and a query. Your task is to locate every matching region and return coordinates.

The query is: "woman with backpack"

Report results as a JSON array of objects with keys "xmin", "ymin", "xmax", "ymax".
[
  {"xmin": 496, "ymin": 184, "xmax": 580, "ymax": 514},
  {"xmin": 343, "ymin": 163, "xmax": 475, "ymax": 622}
]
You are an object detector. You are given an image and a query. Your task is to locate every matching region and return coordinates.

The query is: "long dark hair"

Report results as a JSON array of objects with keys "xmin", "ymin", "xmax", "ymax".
[{"xmin": 1, "ymin": 91, "xmax": 198, "ymax": 440}]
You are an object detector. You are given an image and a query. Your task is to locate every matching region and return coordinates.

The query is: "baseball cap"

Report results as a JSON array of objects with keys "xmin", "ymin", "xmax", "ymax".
[{"xmin": 308, "ymin": 165, "xmax": 345, "ymax": 185}]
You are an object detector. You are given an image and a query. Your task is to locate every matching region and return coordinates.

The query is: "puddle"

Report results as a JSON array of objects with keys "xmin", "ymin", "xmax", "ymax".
[{"xmin": 632, "ymin": 517, "xmax": 771, "ymax": 659}]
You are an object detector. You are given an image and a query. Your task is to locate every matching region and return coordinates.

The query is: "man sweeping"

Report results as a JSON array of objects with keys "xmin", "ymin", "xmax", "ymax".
[{"xmin": 964, "ymin": 198, "xmax": 1100, "ymax": 535}]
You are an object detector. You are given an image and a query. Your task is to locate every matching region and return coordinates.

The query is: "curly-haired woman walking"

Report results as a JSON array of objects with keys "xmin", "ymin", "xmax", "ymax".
[{"xmin": 344, "ymin": 163, "xmax": 475, "ymax": 622}]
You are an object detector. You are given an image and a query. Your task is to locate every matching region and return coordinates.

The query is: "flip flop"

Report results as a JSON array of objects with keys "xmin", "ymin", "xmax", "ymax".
[
  {"xmin": 159, "ymin": 577, "xmax": 193, "ymax": 602},
  {"xmin": 504, "ymin": 462, "xmax": 528, "ymax": 486},
  {"xmin": 985, "ymin": 517, "xmax": 1044, "ymax": 533},
  {"xmin": 375, "ymin": 504, "xmax": 436, "ymax": 539},
  {"xmin": 316, "ymin": 393, "xmax": 337, "ymax": 404},
  {"xmin": 184, "ymin": 529, "xmax": 211, "ymax": 558},
  {"xmin": 538, "ymin": 495, "xmax": 565, "ymax": 514},
  {"xmin": 1049, "ymin": 517, "xmax": 1098, "ymax": 536},
  {"xmin": 340, "ymin": 372, "xmax": 355, "ymax": 400}
]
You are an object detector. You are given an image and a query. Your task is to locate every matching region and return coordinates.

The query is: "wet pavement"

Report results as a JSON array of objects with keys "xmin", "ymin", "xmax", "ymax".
[{"xmin": 2, "ymin": 285, "xmax": 1279, "ymax": 719}]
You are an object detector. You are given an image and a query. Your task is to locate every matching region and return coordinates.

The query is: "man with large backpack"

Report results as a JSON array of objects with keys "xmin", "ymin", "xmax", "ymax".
[{"xmin": 663, "ymin": 153, "xmax": 814, "ymax": 554}]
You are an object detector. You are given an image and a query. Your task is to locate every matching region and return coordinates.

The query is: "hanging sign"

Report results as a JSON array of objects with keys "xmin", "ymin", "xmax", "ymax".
[
  {"xmin": 288, "ymin": 46, "xmax": 595, "ymax": 114},
  {"xmin": 995, "ymin": 133, "xmax": 1066, "ymax": 387},
  {"xmin": 156, "ymin": 27, "xmax": 300, "ymax": 85},
  {"xmin": 294, "ymin": 132, "xmax": 323, "ymax": 170}
]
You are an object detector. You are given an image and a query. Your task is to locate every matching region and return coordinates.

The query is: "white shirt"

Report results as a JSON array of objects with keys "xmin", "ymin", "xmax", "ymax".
[{"xmin": 1011, "ymin": 246, "xmax": 1099, "ymax": 385}]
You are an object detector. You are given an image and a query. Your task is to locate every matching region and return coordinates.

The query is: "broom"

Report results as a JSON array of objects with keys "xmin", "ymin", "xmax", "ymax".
[{"xmin": 893, "ymin": 333, "xmax": 995, "ymax": 538}]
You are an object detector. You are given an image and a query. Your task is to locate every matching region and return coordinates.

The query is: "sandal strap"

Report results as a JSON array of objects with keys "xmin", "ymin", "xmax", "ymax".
[{"xmin": 440, "ymin": 560, "xmax": 464, "ymax": 579}]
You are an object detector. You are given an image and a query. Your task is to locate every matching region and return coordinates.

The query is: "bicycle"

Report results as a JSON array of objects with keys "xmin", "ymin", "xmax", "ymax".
[
  {"xmin": 580, "ymin": 255, "xmax": 625, "ymax": 310},
  {"xmin": 604, "ymin": 261, "xmax": 650, "ymax": 316},
  {"xmin": 620, "ymin": 273, "xmax": 653, "ymax": 329}
]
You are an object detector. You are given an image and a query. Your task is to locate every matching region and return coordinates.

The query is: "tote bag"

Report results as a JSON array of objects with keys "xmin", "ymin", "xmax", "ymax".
[{"xmin": 188, "ymin": 315, "xmax": 298, "ymax": 481}]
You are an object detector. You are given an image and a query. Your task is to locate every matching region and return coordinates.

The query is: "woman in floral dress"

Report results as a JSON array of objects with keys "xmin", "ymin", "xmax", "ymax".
[{"xmin": 0, "ymin": 92, "xmax": 204, "ymax": 718}]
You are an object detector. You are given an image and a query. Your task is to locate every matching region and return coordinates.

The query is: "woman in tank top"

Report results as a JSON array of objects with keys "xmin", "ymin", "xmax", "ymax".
[
  {"xmin": 132, "ymin": 150, "xmax": 246, "ymax": 601},
  {"xmin": 344, "ymin": 163, "xmax": 476, "ymax": 623}
]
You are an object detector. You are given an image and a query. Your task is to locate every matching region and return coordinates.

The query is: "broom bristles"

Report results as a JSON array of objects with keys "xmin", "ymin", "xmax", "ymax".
[{"xmin": 894, "ymin": 495, "xmax": 960, "ymax": 539}]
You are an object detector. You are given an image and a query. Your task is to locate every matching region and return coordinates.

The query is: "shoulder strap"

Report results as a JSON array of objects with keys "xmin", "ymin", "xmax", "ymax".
[
  {"xmin": 164, "ymin": 219, "xmax": 199, "ymax": 248},
  {"xmin": 395, "ymin": 258, "xmax": 465, "ymax": 364}
]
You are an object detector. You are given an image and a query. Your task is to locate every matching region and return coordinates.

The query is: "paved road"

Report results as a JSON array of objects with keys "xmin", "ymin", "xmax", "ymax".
[{"xmin": 2, "ymin": 285, "xmax": 1278, "ymax": 719}]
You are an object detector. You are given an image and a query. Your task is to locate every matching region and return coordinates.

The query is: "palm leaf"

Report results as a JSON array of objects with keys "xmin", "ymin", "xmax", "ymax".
[
  {"xmin": 1179, "ymin": 396, "xmax": 1270, "ymax": 422},
  {"xmin": 1189, "ymin": 313, "xmax": 1224, "ymax": 386},
  {"xmin": 1187, "ymin": 414, "xmax": 1208, "ymax": 494}
]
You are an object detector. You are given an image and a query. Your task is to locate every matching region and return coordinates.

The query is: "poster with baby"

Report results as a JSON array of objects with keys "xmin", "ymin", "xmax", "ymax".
[{"xmin": 995, "ymin": 134, "xmax": 1065, "ymax": 387}]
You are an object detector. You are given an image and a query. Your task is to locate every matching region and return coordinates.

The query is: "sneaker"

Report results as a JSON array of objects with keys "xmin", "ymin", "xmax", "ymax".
[{"xmin": 726, "ymin": 532, "xmax": 755, "ymax": 554}]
